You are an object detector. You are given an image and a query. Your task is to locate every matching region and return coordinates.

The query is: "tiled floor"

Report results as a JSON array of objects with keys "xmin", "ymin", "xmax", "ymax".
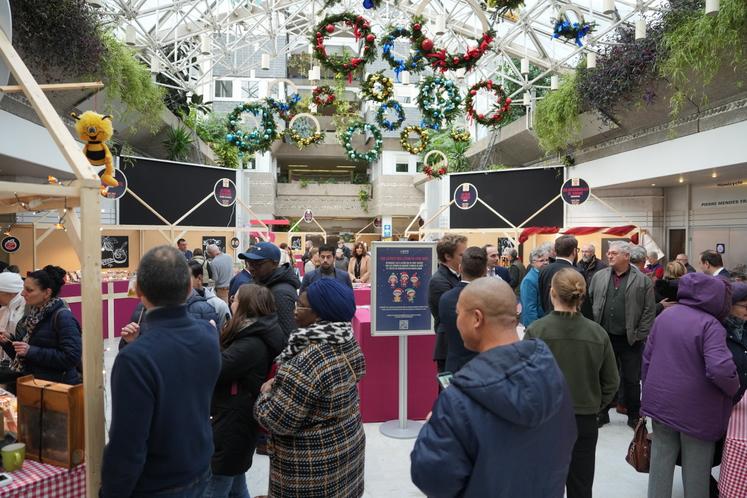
[{"xmin": 104, "ymin": 339, "xmax": 690, "ymax": 497}]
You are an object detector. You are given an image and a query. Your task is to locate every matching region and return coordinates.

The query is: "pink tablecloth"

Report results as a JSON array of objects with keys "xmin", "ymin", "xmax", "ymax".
[
  {"xmin": 59, "ymin": 282, "xmax": 140, "ymax": 340},
  {"xmin": 352, "ymin": 307, "xmax": 438, "ymax": 422},
  {"xmin": 353, "ymin": 286, "xmax": 370, "ymax": 306},
  {"xmin": 0, "ymin": 460, "xmax": 85, "ymax": 497}
]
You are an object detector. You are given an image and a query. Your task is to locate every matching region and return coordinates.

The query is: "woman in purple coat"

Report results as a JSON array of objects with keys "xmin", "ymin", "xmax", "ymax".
[{"xmin": 642, "ymin": 272, "xmax": 739, "ymax": 498}]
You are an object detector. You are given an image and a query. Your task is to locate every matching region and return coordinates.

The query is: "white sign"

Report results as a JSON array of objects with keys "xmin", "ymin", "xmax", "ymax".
[{"xmin": 692, "ymin": 180, "xmax": 747, "ymax": 209}]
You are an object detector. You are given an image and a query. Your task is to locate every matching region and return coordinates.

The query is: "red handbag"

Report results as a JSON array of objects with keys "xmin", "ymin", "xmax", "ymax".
[{"xmin": 626, "ymin": 417, "xmax": 652, "ymax": 473}]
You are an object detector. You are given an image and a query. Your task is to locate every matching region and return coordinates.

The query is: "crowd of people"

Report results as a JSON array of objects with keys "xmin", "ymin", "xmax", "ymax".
[{"xmin": 2, "ymin": 233, "xmax": 745, "ymax": 497}]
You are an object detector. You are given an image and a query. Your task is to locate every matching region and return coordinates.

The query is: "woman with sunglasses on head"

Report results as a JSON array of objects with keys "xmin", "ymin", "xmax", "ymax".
[
  {"xmin": 0, "ymin": 265, "xmax": 81, "ymax": 387},
  {"xmin": 254, "ymin": 278, "xmax": 365, "ymax": 498}
]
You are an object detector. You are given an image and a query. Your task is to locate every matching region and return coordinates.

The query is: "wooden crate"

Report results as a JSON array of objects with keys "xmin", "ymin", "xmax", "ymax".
[{"xmin": 16, "ymin": 375, "xmax": 84, "ymax": 469}]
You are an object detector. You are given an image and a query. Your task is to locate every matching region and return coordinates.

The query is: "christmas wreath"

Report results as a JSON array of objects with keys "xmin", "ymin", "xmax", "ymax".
[
  {"xmin": 312, "ymin": 85, "xmax": 336, "ymax": 107},
  {"xmin": 265, "ymin": 94, "xmax": 301, "ymax": 122},
  {"xmin": 381, "ymin": 18, "xmax": 427, "ymax": 79},
  {"xmin": 450, "ymin": 127, "xmax": 471, "ymax": 143},
  {"xmin": 286, "ymin": 114, "xmax": 325, "ymax": 149},
  {"xmin": 422, "ymin": 150, "xmax": 448, "ymax": 179},
  {"xmin": 552, "ymin": 19, "xmax": 595, "ymax": 47},
  {"xmin": 400, "ymin": 126, "xmax": 429, "ymax": 154},
  {"xmin": 419, "ymin": 30, "xmax": 495, "ymax": 73},
  {"xmin": 486, "ymin": 0, "xmax": 525, "ymax": 15},
  {"xmin": 312, "ymin": 13, "xmax": 377, "ymax": 81},
  {"xmin": 342, "ymin": 122, "xmax": 383, "ymax": 162},
  {"xmin": 417, "ymin": 76, "xmax": 462, "ymax": 129},
  {"xmin": 361, "ymin": 72, "xmax": 394, "ymax": 102},
  {"xmin": 226, "ymin": 102, "xmax": 278, "ymax": 155},
  {"xmin": 465, "ymin": 80, "xmax": 512, "ymax": 127},
  {"xmin": 376, "ymin": 100, "xmax": 406, "ymax": 131},
  {"xmin": 321, "ymin": 0, "xmax": 381, "ymax": 10}
]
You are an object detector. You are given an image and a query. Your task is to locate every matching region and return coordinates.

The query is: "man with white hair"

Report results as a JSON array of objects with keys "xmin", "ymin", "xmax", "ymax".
[
  {"xmin": 206, "ymin": 244, "xmax": 234, "ymax": 304},
  {"xmin": 644, "ymin": 251, "xmax": 664, "ymax": 282},
  {"xmin": 0, "ymin": 272, "xmax": 25, "ymax": 363},
  {"xmin": 577, "ymin": 243, "xmax": 607, "ymax": 286},
  {"xmin": 519, "ymin": 245, "xmax": 550, "ymax": 327},
  {"xmin": 588, "ymin": 241, "xmax": 656, "ymax": 429},
  {"xmin": 629, "ymin": 245, "xmax": 648, "ymax": 272}
]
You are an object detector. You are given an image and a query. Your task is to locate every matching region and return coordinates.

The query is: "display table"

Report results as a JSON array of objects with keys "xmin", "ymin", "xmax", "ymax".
[
  {"xmin": 0, "ymin": 460, "xmax": 85, "ymax": 497},
  {"xmin": 59, "ymin": 282, "xmax": 139, "ymax": 340},
  {"xmin": 352, "ymin": 307, "xmax": 438, "ymax": 423},
  {"xmin": 353, "ymin": 285, "xmax": 370, "ymax": 306}
]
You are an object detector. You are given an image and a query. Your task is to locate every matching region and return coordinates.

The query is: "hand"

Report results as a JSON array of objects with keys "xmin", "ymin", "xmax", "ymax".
[
  {"xmin": 12, "ymin": 342, "xmax": 29, "ymax": 357},
  {"xmin": 0, "ymin": 332, "xmax": 10, "ymax": 344},
  {"xmin": 121, "ymin": 322, "xmax": 140, "ymax": 343},
  {"xmin": 425, "ymin": 411, "xmax": 432, "ymax": 422},
  {"xmin": 659, "ymin": 299, "xmax": 676, "ymax": 309},
  {"xmin": 260, "ymin": 378, "xmax": 276, "ymax": 394}
]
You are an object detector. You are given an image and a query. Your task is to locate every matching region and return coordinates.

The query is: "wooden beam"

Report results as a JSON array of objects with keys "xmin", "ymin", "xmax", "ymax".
[
  {"xmin": 0, "ymin": 180, "xmax": 80, "ymax": 198},
  {"xmin": 0, "ymin": 198, "xmax": 80, "ymax": 215},
  {"xmin": 35, "ymin": 225, "xmax": 57, "ymax": 247},
  {"xmin": 79, "ymin": 187, "xmax": 104, "ymax": 498},
  {"xmin": 173, "ymin": 192, "xmax": 213, "ymax": 226},
  {"xmin": 0, "ymin": 30, "xmax": 99, "ymax": 182},
  {"xmin": 63, "ymin": 209, "xmax": 83, "ymax": 258},
  {"xmin": 0, "ymin": 81, "xmax": 104, "ymax": 94},
  {"xmin": 125, "ymin": 189, "xmax": 172, "ymax": 226}
]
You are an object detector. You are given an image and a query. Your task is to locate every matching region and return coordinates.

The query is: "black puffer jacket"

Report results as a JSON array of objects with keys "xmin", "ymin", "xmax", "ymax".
[
  {"xmin": 210, "ymin": 314, "xmax": 286, "ymax": 475},
  {"xmin": 259, "ymin": 264, "xmax": 300, "ymax": 338}
]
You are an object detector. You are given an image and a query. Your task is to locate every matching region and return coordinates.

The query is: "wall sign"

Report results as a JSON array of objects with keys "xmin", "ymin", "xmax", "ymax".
[
  {"xmin": 716, "ymin": 243, "xmax": 726, "ymax": 254},
  {"xmin": 453, "ymin": 183, "xmax": 479, "ymax": 210},
  {"xmin": 230, "ymin": 237, "xmax": 240, "ymax": 249},
  {"xmin": 213, "ymin": 178, "xmax": 237, "ymax": 207},
  {"xmin": 101, "ymin": 236, "xmax": 128, "ymax": 268},
  {"xmin": 1, "ymin": 236, "xmax": 20, "ymax": 254},
  {"xmin": 203, "ymin": 236, "xmax": 227, "ymax": 253},
  {"xmin": 383, "ymin": 224, "xmax": 392, "ymax": 238},
  {"xmin": 303, "ymin": 208, "xmax": 314, "ymax": 223},
  {"xmin": 561, "ymin": 177, "xmax": 591, "ymax": 205},
  {"xmin": 100, "ymin": 169, "xmax": 128, "ymax": 200},
  {"xmin": 371, "ymin": 241, "xmax": 437, "ymax": 336}
]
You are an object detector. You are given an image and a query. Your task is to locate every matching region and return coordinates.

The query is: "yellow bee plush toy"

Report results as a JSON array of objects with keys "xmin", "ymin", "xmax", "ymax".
[{"xmin": 71, "ymin": 111, "xmax": 118, "ymax": 187}]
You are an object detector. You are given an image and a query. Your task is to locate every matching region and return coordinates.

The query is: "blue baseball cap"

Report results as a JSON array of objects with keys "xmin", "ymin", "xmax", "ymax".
[{"xmin": 239, "ymin": 242, "xmax": 281, "ymax": 262}]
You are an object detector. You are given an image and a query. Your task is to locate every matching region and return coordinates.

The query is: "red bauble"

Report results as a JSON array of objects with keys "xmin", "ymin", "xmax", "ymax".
[
  {"xmin": 453, "ymin": 57, "xmax": 460, "ymax": 64},
  {"xmin": 413, "ymin": 23, "xmax": 421, "ymax": 31},
  {"xmin": 478, "ymin": 113, "xmax": 485, "ymax": 119},
  {"xmin": 506, "ymin": 98, "xmax": 512, "ymax": 105},
  {"xmin": 366, "ymin": 34, "xmax": 376, "ymax": 42},
  {"xmin": 326, "ymin": 24, "xmax": 335, "ymax": 33},
  {"xmin": 421, "ymin": 38, "xmax": 434, "ymax": 51},
  {"xmin": 470, "ymin": 90, "xmax": 477, "ymax": 95}
]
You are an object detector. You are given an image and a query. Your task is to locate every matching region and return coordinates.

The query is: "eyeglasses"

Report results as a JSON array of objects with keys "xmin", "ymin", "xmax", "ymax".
[
  {"xmin": 735, "ymin": 303, "xmax": 747, "ymax": 309},
  {"xmin": 295, "ymin": 304, "xmax": 312, "ymax": 311}
]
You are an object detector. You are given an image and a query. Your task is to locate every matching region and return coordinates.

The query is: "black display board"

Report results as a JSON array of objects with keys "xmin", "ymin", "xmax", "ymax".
[
  {"xmin": 101, "ymin": 236, "xmax": 129, "ymax": 268},
  {"xmin": 449, "ymin": 168, "xmax": 564, "ymax": 229},
  {"xmin": 119, "ymin": 157, "xmax": 237, "ymax": 227}
]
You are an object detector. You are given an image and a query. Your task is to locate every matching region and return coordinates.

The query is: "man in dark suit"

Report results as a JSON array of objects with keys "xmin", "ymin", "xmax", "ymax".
[
  {"xmin": 440, "ymin": 247, "xmax": 488, "ymax": 373},
  {"xmin": 429, "ymin": 234, "xmax": 467, "ymax": 374},
  {"xmin": 538, "ymin": 235, "xmax": 582, "ymax": 313},
  {"xmin": 700, "ymin": 249, "xmax": 731, "ymax": 280},
  {"xmin": 483, "ymin": 244, "xmax": 512, "ymax": 285},
  {"xmin": 675, "ymin": 253, "xmax": 697, "ymax": 274}
]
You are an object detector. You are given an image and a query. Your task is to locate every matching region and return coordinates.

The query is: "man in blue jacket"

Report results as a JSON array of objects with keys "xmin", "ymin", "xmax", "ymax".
[
  {"xmin": 300, "ymin": 243, "xmax": 352, "ymax": 292},
  {"xmin": 411, "ymin": 277, "xmax": 577, "ymax": 498},
  {"xmin": 102, "ymin": 246, "xmax": 221, "ymax": 498}
]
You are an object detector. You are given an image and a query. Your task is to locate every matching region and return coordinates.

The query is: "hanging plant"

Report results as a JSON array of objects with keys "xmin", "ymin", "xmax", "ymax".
[
  {"xmin": 416, "ymin": 76, "xmax": 462, "ymax": 129},
  {"xmin": 361, "ymin": 72, "xmax": 395, "ymax": 102},
  {"xmin": 312, "ymin": 85, "xmax": 336, "ymax": 106},
  {"xmin": 465, "ymin": 80, "xmax": 512, "ymax": 127},
  {"xmin": 400, "ymin": 126, "xmax": 430, "ymax": 154},
  {"xmin": 552, "ymin": 18, "xmax": 595, "ymax": 47},
  {"xmin": 381, "ymin": 18, "xmax": 428, "ymax": 80},
  {"xmin": 265, "ymin": 94, "xmax": 302, "ymax": 122},
  {"xmin": 450, "ymin": 128, "xmax": 471, "ymax": 143},
  {"xmin": 226, "ymin": 102, "xmax": 278, "ymax": 155},
  {"xmin": 162, "ymin": 126, "xmax": 194, "ymax": 161},
  {"xmin": 311, "ymin": 13, "xmax": 377, "ymax": 82},
  {"xmin": 376, "ymin": 100, "xmax": 406, "ymax": 131},
  {"xmin": 420, "ymin": 30, "xmax": 495, "ymax": 73},
  {"xmin": 342, "ymin": 122, "xmax": 383, "ymax": 162},
  {"xmin": 533, "ymin": 73, "xmax": 582, "ymax": 155}
]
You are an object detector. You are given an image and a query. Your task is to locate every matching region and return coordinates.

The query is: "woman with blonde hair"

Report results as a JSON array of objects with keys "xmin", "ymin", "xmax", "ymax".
[
  {"xmin": 524, "ymin": 268, "xmax": 619, "ymax": 498},
  {"xmin": 655, "ymin": 261, "xmax": 687, "ymax": 315}
]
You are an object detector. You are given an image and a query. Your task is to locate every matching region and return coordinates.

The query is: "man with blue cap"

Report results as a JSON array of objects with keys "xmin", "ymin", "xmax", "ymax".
[{"xmin": 239, "ymin": 242, "xmax": 300, "ymax": 338}]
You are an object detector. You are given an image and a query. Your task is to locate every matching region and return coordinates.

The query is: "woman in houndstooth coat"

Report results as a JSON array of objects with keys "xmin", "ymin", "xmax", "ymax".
[{"xmin": 255, "ymin": 279, "xmax": 366, "ymax": 498}]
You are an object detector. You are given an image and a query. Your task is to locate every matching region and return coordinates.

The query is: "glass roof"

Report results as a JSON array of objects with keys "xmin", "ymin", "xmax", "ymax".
[{"xmin": 100, "ymin": 0, "xmax": 668, "ymax": 98}]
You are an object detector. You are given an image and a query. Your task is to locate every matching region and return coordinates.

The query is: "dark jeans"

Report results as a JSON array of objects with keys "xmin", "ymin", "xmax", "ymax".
[
  {"xmin": 608, "ymin": 334, "xmax": 643, "ymax": 419},
  {"xmin": 567, "ymin": 414, "xmax": 599, "ymax": 498},
  {"xmin": 132, "ymin": 468, "xmax": 211, "ymax": 498}
]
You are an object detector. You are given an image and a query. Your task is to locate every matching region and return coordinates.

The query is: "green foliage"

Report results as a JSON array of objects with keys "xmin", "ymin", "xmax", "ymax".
[
  {"xmin": 421, "ymin": 129, "xmax": 471, "ymax": 173},
  {"xmin": 659, "ymin": 0, "xmax": 747, "ymax": 114},
  {"xmin": 358, "ymin": 188, "xmax": 370, "ymax": 212},
  {"xmin": 299, "ymin": 179, "xmax": 310, "ymax": 188},
  {"xmin": 210, "ymin": 141, "xmax": 241, "ymax": 169},
  {"xmin": 533, "ymin": 73, "xmax": 582, "ymax": 155},
  {"xmin": 100, "ymin": 33, "xmax": 166, "ymax": 132},
  {"xmin": 331, "ymin": 75, "xmax": 361, "ymax": 143},
  {"xmin": 163, "ymin": 126, "xmax": 194, "ymax": 161}
]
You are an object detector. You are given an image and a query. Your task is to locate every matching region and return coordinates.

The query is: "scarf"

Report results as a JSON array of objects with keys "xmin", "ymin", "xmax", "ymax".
[
  {"xmin": 11, "ymin": 298, "xmax": 63, "ymax": 373},
  {"xmin": 275, "ymin": 320, "xmax": 354, "ymax": 364},
  {"xmin": 725, "ymin": 315, "xmax": 747, "ymax": 343}
]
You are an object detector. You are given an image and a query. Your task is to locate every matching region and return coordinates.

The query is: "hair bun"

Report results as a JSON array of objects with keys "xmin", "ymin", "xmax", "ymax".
[{"xmin": 43, "ymin": 265, "xmax": 67, "ymax": 287}]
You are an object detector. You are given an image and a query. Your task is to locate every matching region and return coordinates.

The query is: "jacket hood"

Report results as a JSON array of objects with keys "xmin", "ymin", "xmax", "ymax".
[
  {"xmin": 262, "ymin": 263, "xmax": 301, "ymax": 290},
  {"xmin": 677, "ymin": 272, "xmax": 731, "ymax": 320},
  {"xmin": 237, "ymin": 314, "xmax": 286, "ymax": 357},
  {"xmin": 203, "ymin": 287, "xmax": 218, "ymax": 300},
  {"xmin": 451, "ymin": 339, "xmax": 566, "ymax": 428},
  {"xmin": 186, "ymin": 289, "xmax": 208, "ymax": 305}
]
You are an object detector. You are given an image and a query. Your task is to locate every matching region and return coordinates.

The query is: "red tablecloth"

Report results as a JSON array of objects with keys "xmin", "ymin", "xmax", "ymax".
[
  {"xmin": 0, "ymin": 460, "xmax": 85, "ymax": 497},
  {"xmin": 352, "ymin": 307, "xmax": 438, "ymax": 422}
]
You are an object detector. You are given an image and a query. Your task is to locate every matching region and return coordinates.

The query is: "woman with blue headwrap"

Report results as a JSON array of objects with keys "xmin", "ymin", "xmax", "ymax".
[{"xmin": 255, "ymin": 279, "xmax": 366, "ymax": 498}]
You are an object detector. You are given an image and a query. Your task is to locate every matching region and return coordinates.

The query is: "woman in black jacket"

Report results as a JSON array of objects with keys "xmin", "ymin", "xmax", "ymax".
[
  {"xmin": 0, "ymin": 265, "xmax": 81, "ymax": 386},
  {"xmin": 204, "ymin": 283, "xmax": 286, "ymax": 498}
]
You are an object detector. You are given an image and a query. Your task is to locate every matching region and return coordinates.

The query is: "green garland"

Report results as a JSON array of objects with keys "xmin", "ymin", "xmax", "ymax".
[
  {"xmin": 417, "ymin": 76, "xmax": 462, "ymax": 129},
  {"xmin": 400, "ymin": 126, "xmax": 430, "ymax": 154},
  {"xmin": 342, "ymin": 122, "xmax": 383, "ymax": 162},
  {"xmin": 376, "ymin": 100, "xmax": 406, "ymax": 131},
  {"xmin": 225, "ymin": 102, "xmax": 278, "ymax": 155},
  {"xmin": 361, "ymin": 72, "xmax": 394, "ymax": 102},
  {"xmin": 465, "ymin": 80, "xmax": 512, "ymax": 127},
  {"xmin": 311, "ymin": 13, "xmax": 377, "ymax": 79}
]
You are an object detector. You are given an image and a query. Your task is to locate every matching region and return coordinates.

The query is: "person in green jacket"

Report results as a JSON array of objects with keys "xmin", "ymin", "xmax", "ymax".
[{"xmin": 524, "ymin": 268, "xmax": 619, "ymax": 498}]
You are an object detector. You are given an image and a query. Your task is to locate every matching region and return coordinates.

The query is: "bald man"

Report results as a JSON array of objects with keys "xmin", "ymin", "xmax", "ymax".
[{"xmin": 411, "ymin": 278, "xmax": 577, "ymax": 498}]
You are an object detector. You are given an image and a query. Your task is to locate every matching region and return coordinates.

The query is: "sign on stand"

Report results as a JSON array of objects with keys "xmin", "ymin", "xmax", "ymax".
[
  {"xmin": 561, "ymin": 178, "xmax": 591, "ymax": 205},
  {"xmin": 371, "ymin": 241, "xmax": 437, "ymax": 440}
]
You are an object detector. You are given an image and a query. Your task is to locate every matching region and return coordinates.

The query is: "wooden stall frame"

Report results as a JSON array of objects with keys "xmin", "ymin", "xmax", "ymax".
[{"xmin": 0, "ymin": 29, "xmax": 104, "ymax": 497}]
